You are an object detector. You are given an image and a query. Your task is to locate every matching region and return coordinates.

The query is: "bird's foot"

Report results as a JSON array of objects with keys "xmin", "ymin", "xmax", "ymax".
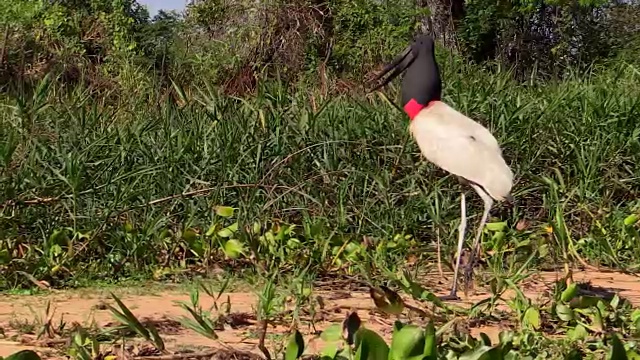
[
  {"xmin": 438, "ymin": 291, "xmax": 461, "ymax": 301},
  {"xmin": 463, "ymin": 264, "xmax": 475, "ymax": 293}
]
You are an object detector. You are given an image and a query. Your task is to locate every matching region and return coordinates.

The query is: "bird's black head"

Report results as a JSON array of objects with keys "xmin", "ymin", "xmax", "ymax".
[{"xmin": 369, "ymin": 35, "xmax": 442, "ymax": 119}]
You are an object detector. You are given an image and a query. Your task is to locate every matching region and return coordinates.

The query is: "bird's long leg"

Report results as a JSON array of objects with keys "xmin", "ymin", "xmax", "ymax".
[
  {"xmin": 439, "ymin": 191, "xmax": 466, "ymax": 301},
  {"xmin": 464, "ymin": 184, "xmax": 494, "ymax": 293}
]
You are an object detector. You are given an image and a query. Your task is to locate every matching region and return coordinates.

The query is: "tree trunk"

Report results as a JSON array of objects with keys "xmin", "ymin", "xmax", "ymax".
[{"xmin": 417, "ymin": 0, "xmax": 464, "ymax": 49}]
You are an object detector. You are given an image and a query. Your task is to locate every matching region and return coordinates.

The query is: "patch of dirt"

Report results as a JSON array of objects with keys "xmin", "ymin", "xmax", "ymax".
[{"xmin": 1, "ymin": 269, "xmax": 639, "ymax": 359}]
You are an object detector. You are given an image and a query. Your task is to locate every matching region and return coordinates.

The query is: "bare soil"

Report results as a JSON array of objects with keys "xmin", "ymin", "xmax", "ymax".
[{"xmin": 1, "ymin": 269, "xmax": 639, "ymax": 359}]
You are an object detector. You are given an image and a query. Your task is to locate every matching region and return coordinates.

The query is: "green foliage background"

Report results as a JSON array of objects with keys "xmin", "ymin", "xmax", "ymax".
[{"xmin": 0, "ymin": 0, "xmax": 639, "ymax": 290}]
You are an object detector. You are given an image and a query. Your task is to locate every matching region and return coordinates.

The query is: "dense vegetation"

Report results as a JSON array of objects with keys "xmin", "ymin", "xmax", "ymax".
[
  {"xmin": 1, "ymin": 0, "xmax": 639, "ymax": 289},
  {"xmin": 2, "ymin": 0, "xmax": 640, "ymax": 358}
]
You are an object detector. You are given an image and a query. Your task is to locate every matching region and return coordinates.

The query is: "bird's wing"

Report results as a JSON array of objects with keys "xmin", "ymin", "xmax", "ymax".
[
  {"xmin": 410, "ymin": 103, "xmax": 513, "ymax": 200},
  {"xmin": 436, "ymin": 103, "xmax": 502, "ymax": 153}
]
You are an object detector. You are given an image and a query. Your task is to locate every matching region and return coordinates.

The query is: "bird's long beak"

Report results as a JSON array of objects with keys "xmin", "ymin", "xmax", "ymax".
[{"xmin": 368, "ymin": 45, "xmax": 414, "ymax": 93}]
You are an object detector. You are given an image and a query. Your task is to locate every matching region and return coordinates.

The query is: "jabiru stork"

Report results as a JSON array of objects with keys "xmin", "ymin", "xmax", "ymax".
[{"xmin": 369, "ymin": 35, "xmax": 515, "ymax": 300}]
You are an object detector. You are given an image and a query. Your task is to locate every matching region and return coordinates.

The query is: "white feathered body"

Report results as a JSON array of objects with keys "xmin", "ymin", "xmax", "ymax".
[{"xmin": 409, "ymin": 101, "xmax": 513, "ymax": 201}]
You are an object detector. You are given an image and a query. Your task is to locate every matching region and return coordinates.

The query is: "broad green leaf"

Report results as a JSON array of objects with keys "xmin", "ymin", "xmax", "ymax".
[
  {"xmin": 48, "ymin": 228, "xmax": 69, "ymax": 246},
  {"xmin": 124, "ymin": 222, "xmax": 134, "ymax": 233},
  {"xmin": 624, "ymin": 214, "xmax": 639, "ymax": 226},
  {"xmin": 188, "ymin": 240, "xmax": 205, "ymax": 258},
  {"xmin": 567, "ymin": 324, "xmax": 588, "ymax": 341},
  {"xmin": 285, "ymin": 330, "xmax": 305, "ymax": 360},
  {"xmin": 592, "ymin": 307, "xmax": 604, "ymax": 332},
  {"xmin": 252, "ymin": 221, "xmax": 261, "ymax": 234},
  {"xmin": 50, "ymin": 244, "xmax": 62, "ymax": 257},
  {"xmin": 504, "ymin": 353, "xmax": 519, "ymax": 360},
  {"xmin": 301, "ymin": 287, "xmax": 312, "ymax": 297},
  {"xmin": 564, "ymin": 348, "xmax": 583, "ymax": 360},
  {"xmin": 561, "ymin": 283, "xmax": 578, "ymax": 302},
  {"xmin": 479, "ymin": 333, "xmax": 492, "ymax": 346},
  {"xmin": 5, "ymin": 351, "xmax": 42, "ymax": 360},
  {"xmin": 570, "ymin": 295, "xmax": 601, "ymax": 309},
  {"xmin": 320, "ymin": 342, "xmax": 338, "ymax": 359},
  {"xmin": 223, "ymin": 239, "xmax": 244, "ymax": 259},
  {"xmin": 0, "ymin": 249, "xmax": 10, "ymax": 265},
  {"xmin": 459, "ymin": 345, "xmax": 495, "ymax": 360},
  {"xmin": 218, "ymin": 229, "xmax": 232, "ymax": 238},
  {"xmin": 609, "ymin": 333, "xmax": 628, "ymax": 360},
  {"xmin": 217, "ymin": 222, "xmax": 239, "ymax": 238},
  {"xmin": 538, "ymin": 244, "xmax": 549, "ymax": 258},
  {"xmin": 627, "ymin": 350, "xmax": 640, "ymax": 360},
  {"xmin": 491, "ymin": 231, "xmax": 505, "ymax": 242},
  {"xmin": 597, "ymin": 300, "xmax": 608, "ymax": 318},
  {"xmin": 287, "ymin": 238, "xmax": 302, "ymax": 249},
  {"xmin": 522, "ymin": 307, "xmax": 541, "ymax": 330},
  {"xmin": 499, "ymin": 332, "xmax": 514, "ymax": 355},
  {"xmin": 424, "ymin": 321, "xmax": 437, "ymax": 360},
  {"xmin": 182, "ymin": 228, "xmax": 198, "ymax": 242},
  {"xmin": 321, "ymin": 324, "xmax": 342, "ymax": 342},
  {"xmin": 556, "ymin": 304, "xmax": 574, "ymax": 321},
  {"xmin": 389, "ymin": 324, "xmax": 425, "ymax": 360},
  {"xmin": 354, "ymin": 341, "xmax": 365, "ymax": 360},
  {"xmin": 353, "ymin": 328, "xmax": 389, "ymax": 360},
  {"xmin": 485, "ymin": 222, "xmax": 507, "ymax": 232},
  {"xmin": 216, "ymin": 206, "xmax": 234, "ymax": 217},
  {"xmin": 205, "ymin": 224, "xmax": 218, "ymax": 237},
  {"xmin": 611, "ymin": 294, "xmax": 620, "ymax": 308},
  {"xmin": 345, "ymin": 242, "xmax": 360, "ymax": 254},
  {"xmin": 337, "ymin": 347, "xmax": 352, "ymax": 359},
  {"xmin": 498, "ymin": 331, "xmax": 514, "ymax": 345}
]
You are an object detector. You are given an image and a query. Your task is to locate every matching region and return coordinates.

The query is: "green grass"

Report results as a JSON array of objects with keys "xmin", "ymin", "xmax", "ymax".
[
  {"xmin": 2, "ymin": 14, "xmax": 640, "ymax": 358},
  {"xmin": 1, "ymin": 54, "xmax": 640, "ymax": 291}
]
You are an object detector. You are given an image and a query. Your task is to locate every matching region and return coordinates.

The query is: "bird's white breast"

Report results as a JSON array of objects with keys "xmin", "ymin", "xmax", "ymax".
[{"xmin": 409, "ymin": 101, "xmax": 513, "ymax": 200}]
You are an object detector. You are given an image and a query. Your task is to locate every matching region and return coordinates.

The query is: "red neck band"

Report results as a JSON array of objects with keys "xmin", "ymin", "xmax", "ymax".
[{"xmin": 403, "ymin": 98, "xmax": 440, "ymax": 120}]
